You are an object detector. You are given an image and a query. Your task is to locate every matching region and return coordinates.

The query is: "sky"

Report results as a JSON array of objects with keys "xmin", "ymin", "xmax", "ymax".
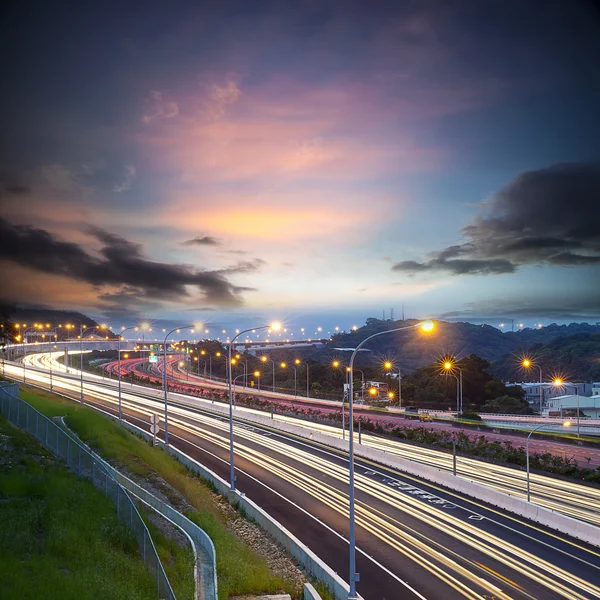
[{"xmin": 1, "ymin": 0, "xmax": 599, "ymax": 333}]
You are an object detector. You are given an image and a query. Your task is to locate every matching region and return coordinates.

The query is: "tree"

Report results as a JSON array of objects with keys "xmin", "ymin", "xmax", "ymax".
[{"xmin": 480, "ymin": 395, "xmax": 534, "ymax": 415}]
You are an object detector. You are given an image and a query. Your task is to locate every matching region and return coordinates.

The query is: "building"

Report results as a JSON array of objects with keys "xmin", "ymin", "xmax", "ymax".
[
  {"xmin": 543, "ymin": 394, "xmax": 600, "ymax": 419},
  {"xmin": 507, "ymin": 381, "xmax": 596, "ymax": 409}
]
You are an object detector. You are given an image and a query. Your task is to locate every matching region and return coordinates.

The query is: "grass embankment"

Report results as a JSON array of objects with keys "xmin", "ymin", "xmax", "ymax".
[
  {"xmin": 0, "ymin": 413, "xmax": 158, "ymax": 600},
  {"xmin": 18, "ymin": 387, "xmax": 302, "ymax": 600}
]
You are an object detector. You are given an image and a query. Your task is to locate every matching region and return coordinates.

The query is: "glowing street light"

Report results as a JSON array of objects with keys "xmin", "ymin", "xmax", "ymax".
[
  {"xmin": 346, "ymin": 320, "xmax": 434, "ymax": 599},
  {"xmin": 522, "ymin": 358, "xmax": 543, "ymax": 414},
  {"xmin": 383, "ymin": 360, "xmax": 402, "ymax": 408},
  {"xmin": 553, "ymin": 378, "xmax": 580, "ymax": 437},
  {"xmin": 442, "ymin": 358, "xmax": 463, "ymax": 414},
  {"xmin": 163, "ymin": 323, "xmax": 203, "ymax": 444},
  {"xmin": 228, "ymin": 321, "xmax": 281, "ymax": 491},
  {"xmin": 118, "ymin": 323, "xmax": 149, "ymax": 420}
]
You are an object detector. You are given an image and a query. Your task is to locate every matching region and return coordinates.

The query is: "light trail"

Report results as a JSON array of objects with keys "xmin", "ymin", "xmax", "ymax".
[{"xmin": 6, "ymin": 355, "xmax": 600, "ymax": 599}]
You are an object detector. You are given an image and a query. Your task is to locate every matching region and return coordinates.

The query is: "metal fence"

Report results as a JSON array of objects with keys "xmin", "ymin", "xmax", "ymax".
[{"xmin": 0, "ymin": 383, "xmax": 176, "ymax": 600}]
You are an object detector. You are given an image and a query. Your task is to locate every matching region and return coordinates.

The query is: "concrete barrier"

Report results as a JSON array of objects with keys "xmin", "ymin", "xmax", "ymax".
[
  {"xmin": 108, "ymin": 414, "xmax": 353, "ymax": 600},
  {"xmin": 303, "ymin": 582, "xmax": 322, "ymax": 600},
  {"xmin": 171, "ymin": 394, "xmax": 600, "ymax": 548}
]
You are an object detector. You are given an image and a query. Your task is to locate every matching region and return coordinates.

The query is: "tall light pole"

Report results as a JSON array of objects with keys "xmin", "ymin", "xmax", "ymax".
[
  {"xmin": 295, "ymin": 358, "xmax": 310, "ymax": 397},
  {"xmin": 332, "ymin": 361, "xmax": 346, "ymax": 438},
  {"xmin": 163, "ymin": 323, "xmax": 202, "ymax": 445},
  {"xmin": 200, "ymin": 349, "xmax": 212, "ymax": 378},
  {"xmin": 526, "ymin": 421, "xmax": 571, "ymax": 501},
  {"xmin": 553, "ymin": 379, "xmax": 581, "ymax": 437},
  {"xmin": 346, "ymin": 320, "xmax": 434, "ymax": 599},
  {"xmin": 79, "ymin": 324, "xmax": 108, "ymax": 402},
  {"xmin": 383, "ymin": 362, "xmax": 401, "ymax": 407},
  {"xmin": 443, "ymin": 360, "xmax": 463, "ymax": 414},
  {"xmin": 280, "ymin": 362, "xmax": 296, "ymax": 397},
  {"xmin": 118, "ymin": 325, "xmax": 148, "ymax": 420},
  {"xmin": 19, "ymin": 325, "xmax": 42, "ymax": 383},
  {"xmin": 229, "ymin": 322, "xmax": 280, "ymax": 491},
  {"xmin": 440, "ymin": 371, "xmax": 460, "ymax": 412},
  {"xmin": 522, "ymin": 358, "xmax": 543, "ymax": 414},
  {"xmin": 260, "ymin": 355, "xmax": 276, "ymax": 392}
]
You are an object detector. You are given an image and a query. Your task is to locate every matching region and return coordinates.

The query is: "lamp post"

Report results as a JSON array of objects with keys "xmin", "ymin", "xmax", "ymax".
[
  {"xmin": 443, "ymin": 360, "xmax": 463, "ymax": 414},
  {"xmin": 79, "ymin": 324, "xmax": 108, "ymax": 402},
  {"xmin": 332, "ymin": 360, "xmax": 347, "ymax": 438},
  {"xmin": 280, "ymin": 362, "xmax": 297, "ymax": 397},
  {"xmin": 163, "ymin": 324, "xmax": 202, "ymax": 445},
  {"xmin": 260, "ymin": 355, "xmax": 276, "ymax": 392},
  {"xmin": 232, "ymin": 371, "xmax": 257, "ymax": 407},
  {"xmin": 20, "ymin": 325, "xmax": 41, "ymax": 383},
  {"xmin": 383, "ymin": 362, "xmax": 401, "ymax": 407},
  {"xmin": 118, "ymin": 324, "xmax": 148, "ymax": 421},
  {"xmin": 200, "ymin": 349, "xmax": 212, "ymax": 378},
  {"xmin": 553, "ymin": 379, "xmax": 581, "ymax": 437},
  {"xmin": 229, "ymin": 323, "xmax": 280, "ymax": 491},
  {"xmin": 526, "ymin": 421, "xmax": 571, "ymax": 501},
  {"xmin": 295, "ymin": 358, "xmax": 310, "ymax": 397},
  {"xmin": 440, "ymin": 371, "xmax": 460, "ymax": 413},
  {"xmin": 522, "ymin": 358, "xmax": 543, "ymax": 414},
  {"xmin": 49, "ymin": 334, "xmax": 57, "ymax": 392},
  {"xmin": 346, "ymin": 320, "xmax": 434, "ymax": 599}
]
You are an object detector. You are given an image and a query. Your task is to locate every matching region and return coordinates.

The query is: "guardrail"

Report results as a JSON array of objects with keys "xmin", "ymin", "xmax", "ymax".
[
  {"xmin": 100, "ymin": 413, "xmax": 344, "ymax": 600},
  {"xmin": 0, "ymin": 383, "xmax": 177, "ymax": 600},
  {"xmin": 58, "ymin": 419, "xmax": 218, "ymax": 600}
]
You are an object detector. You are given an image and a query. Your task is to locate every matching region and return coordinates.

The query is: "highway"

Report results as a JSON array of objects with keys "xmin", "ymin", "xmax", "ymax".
[
  {"xmin": 5, "ymin": 354, "xmax": 600, "ymax": 599},
  {"xmin": 106, "ymin": 354, "xmax": 600, "ymax": 469}
]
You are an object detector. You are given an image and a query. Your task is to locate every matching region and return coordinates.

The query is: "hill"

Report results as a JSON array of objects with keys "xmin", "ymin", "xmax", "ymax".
[
  {"xmin": 492, "ymin": 333, "xmax": 600, "ymax": 381},
  {"xmin": 5, "ymin": 308, "xmax": 117, "ymax": 340},
  {"xmin": 311, "ymin": 318, "xmax": 600, "ymax": 375}
]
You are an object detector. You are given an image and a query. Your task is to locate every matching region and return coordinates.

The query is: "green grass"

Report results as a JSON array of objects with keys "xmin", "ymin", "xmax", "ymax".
[
  {"xmin": 0, "ymin": 414, "xmax": 157, "ymax": 600},
  {"xmin": 19, "ymin": 386, "xmax": 301, "ymax": 600}
]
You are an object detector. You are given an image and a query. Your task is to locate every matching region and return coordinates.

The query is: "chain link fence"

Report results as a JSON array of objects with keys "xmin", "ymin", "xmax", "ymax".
[{"xmin": 0, "ymin": 383, "xmax": 176, "ymax": 600}]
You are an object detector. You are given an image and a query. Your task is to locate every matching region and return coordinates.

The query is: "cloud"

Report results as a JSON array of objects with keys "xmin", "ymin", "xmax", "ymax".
[
  {"xmin": 0, "ymin": 218, "xmax": 253, "ymax": 309},
  {"xmin": 183, "ymin": 235, "xmax": 221, "ymax": 246},
  {"xmin": 142, "ymin": 91, "xmax": 179, "ymax": 124},
  {"xmin": 439, "ymin": 292, "xmax": 600, "ymax": 322},
  {"xmin": 393, "ymin": 163, "xmax": 600, "ymax": 275},
  {"xmin": 113, "ymin": 165, "xmax": 136, "ymax": 193}
]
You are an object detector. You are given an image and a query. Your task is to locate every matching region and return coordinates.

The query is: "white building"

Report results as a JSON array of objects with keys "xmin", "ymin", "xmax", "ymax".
[
  {"xmin": 543, "ymin": 394, "xmax": 600, "ymax": 419},
  {"xmin": 508, "ymin": 381, "xmax": 596, "ymax": 409}
]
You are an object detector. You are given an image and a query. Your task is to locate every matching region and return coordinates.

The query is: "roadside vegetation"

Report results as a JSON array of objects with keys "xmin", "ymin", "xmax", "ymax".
[
  {"xmin": 18, "ymin": 387, "xmax": 307, "ymax": 600},
  {"xmin": 0, "ymin": 413, "xmax": 157, "ymax": 600}
]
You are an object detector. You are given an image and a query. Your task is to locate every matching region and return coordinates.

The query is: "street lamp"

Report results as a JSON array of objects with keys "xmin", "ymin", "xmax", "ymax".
[
  {"xmin": 254, "ymin": 370, "xmax": 261, "ymax": 392},
  {"xmin": 522, "ymin": 358, "xmax": 543, "ymax": 414},
  {"xmin": 295, "ymin": 358, "xmax": 310, "ymax": 397},
  {"xmin": 280, "ymin": 361, "xmax": 297, "ymax": 397},
  {"xmin": 442, "ymin": 360, "xmax": 463, "ymax": 415},
  {"xmin": 200, "ymin": 349, "xmax": 212, "ymax": 378},
  {"xmin": 260, "ymin": 355, "xmax": 276, "ymax": 391},
  {"xmin": 79, "ymin": 324, "xmax": 108, "ymax": 402},
  {"xmin": 346, "ymin": 320, "xmax": 434, "ymax": 599},
  {"xmin": 526, "ymin": 421, "xmax": 571, "ymax": 501},
  {"xmin": 332, "ymin": 360, "xmax": 347, "ymax": 438},
  {"xmin": 117, "ymin": 324, "xmax": 148, "ymax": 421},
  {"xmin": 229, "ymin": 322, "xmax": 281, "ymax": 491},
  {"xmin": 163, "ymin": 324, "xmax": 203, "ymax": 445},
  {"xmin": 383, "ymin": 361, "xmax": 401, "ymax": 407},
  {"xmin": 553, "ymin": 378, "xmax": 581, "ymax": 437}
]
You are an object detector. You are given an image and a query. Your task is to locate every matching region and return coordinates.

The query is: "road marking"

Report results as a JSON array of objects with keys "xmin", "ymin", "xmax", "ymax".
[{"xmin": 473, "ymin": 561, "xmax": 524, "ymax": 591}]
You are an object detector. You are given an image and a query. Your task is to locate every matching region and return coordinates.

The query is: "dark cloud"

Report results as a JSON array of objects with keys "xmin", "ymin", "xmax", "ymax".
[
  {"xmin": 183, "ymin": 235, "xmax": 221, "ymax": 246},
  {"xmin": 438, "ymin": 292, "xmax": 600, "ymax": 321},
  {"xmin": 393, "ymin": 163, "xmax": 600, "ymax": 275},
  {"xmin": 0, "ymin": 218, "xmax": 254, "ymax": 308}
]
